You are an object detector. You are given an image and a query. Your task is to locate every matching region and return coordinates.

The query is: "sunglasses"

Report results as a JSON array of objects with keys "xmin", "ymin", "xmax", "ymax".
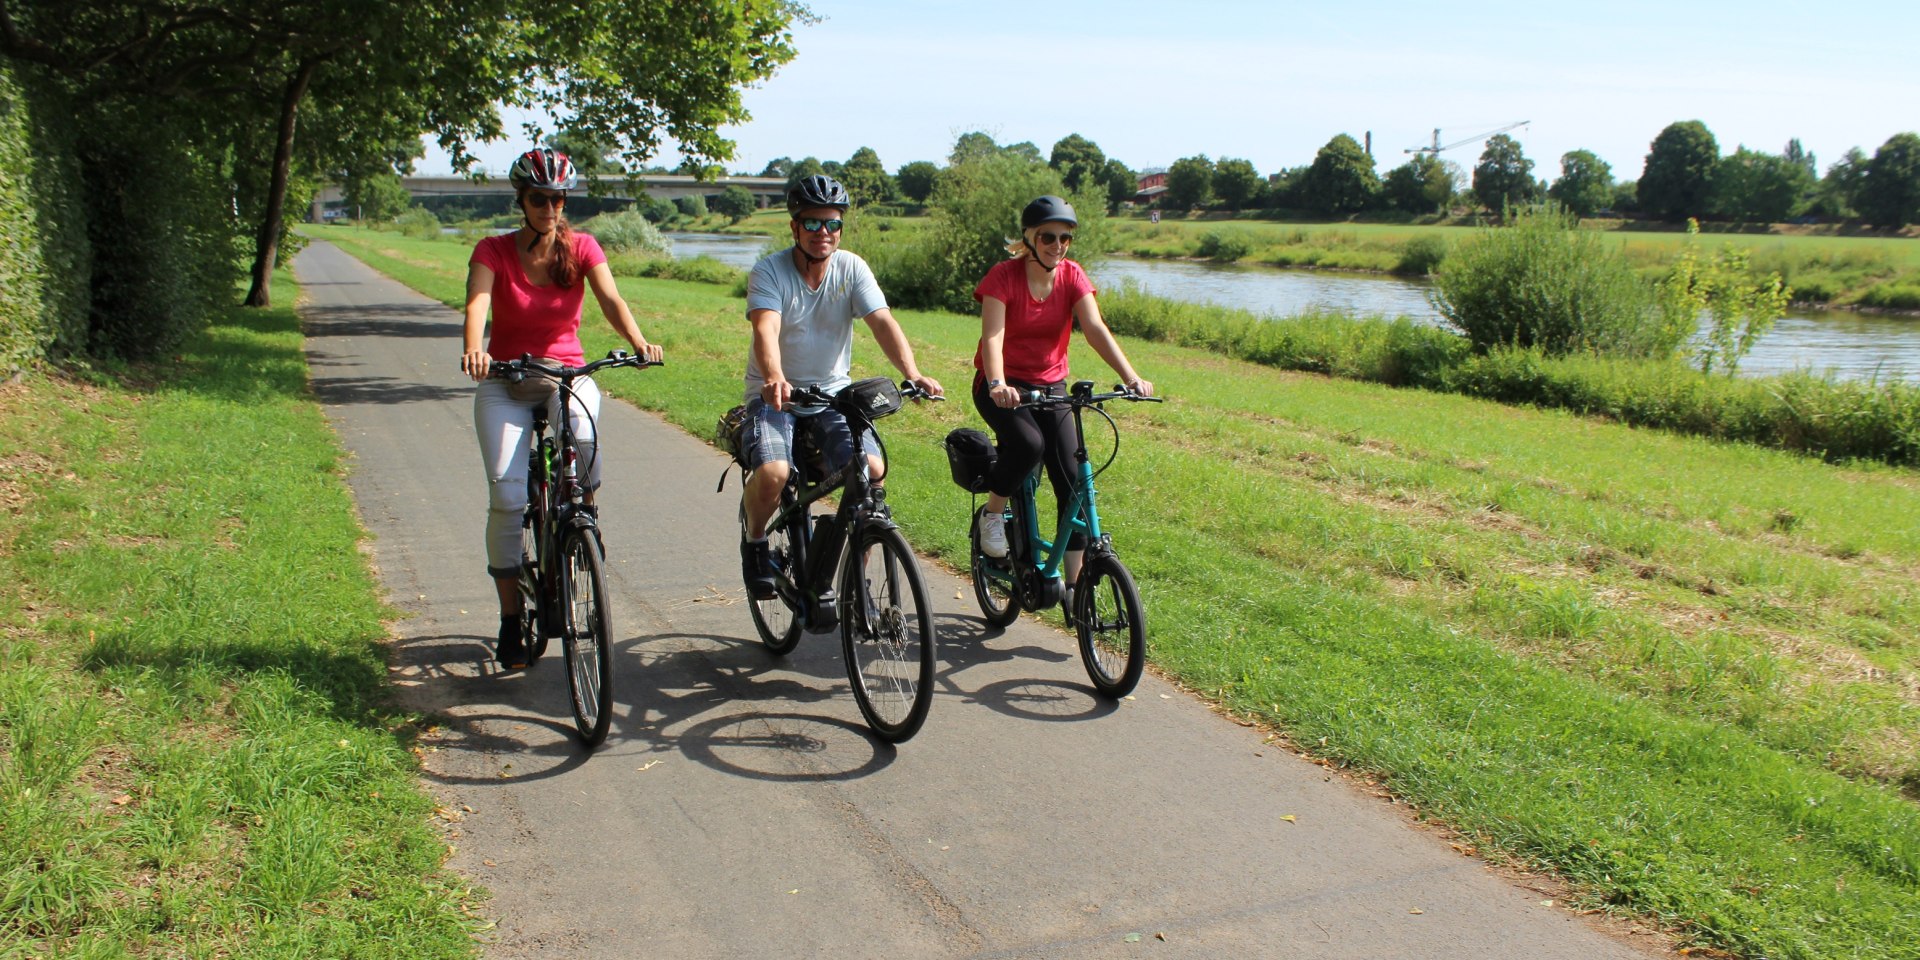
[
  {"xmin": 524, "ymin": 193, "xmax": 567, "ymax": 209},
  {"xmin": 797, "ymin": 217, "xmax": 843, "ymax": 233},
  {"xmin": 1036, "ymin": 230, "xmax": 1074, "ymax": 245}
]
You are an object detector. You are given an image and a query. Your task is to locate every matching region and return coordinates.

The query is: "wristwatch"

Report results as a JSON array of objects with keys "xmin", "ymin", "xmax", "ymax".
[{"xmin": 986, "ymin": 379, "xmax": 1002, "ymax": 388}]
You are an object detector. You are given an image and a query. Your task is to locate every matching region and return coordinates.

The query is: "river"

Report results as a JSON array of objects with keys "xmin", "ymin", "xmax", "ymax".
[{"xmin": 663, "ymin": 232, "xmax": 1920, "ymax": 383}]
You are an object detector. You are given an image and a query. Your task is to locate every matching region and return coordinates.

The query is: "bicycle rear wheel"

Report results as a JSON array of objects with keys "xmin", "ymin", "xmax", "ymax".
[
  {"xmin": 558, "ymin": 527, "xmax": 615, "ymax": 746},
  {"xmin": 970, "ymin": 505, "xmax": 1021, "ymax": 628},
  {"xmin": 741, "ymin": 499, "xmax": 804, "ymax": 655},
  {"xmin": 1075, "ymin": 553, "xmax": 1145, "ymax": 698},
  {"xmin": 841, "ymin": 525, "xmax": 935, "ymax": 743}
]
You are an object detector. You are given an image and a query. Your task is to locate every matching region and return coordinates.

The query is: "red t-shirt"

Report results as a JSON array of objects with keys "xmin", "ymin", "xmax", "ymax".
[
  {"xmin": 972, "ymin": 257, "xmax": 1095, "ymax": 384},
  {"xmin": 470, "ymin": 232, "xmax": 608, "ymax": 365}
]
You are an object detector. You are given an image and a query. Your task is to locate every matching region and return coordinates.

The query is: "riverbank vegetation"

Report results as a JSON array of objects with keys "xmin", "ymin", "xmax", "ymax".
[
  {"xmin": 316, "ymin": 224, "xmax": 1920, "ymax": 960},
  {"xmin": 0, "ymin": 274, "xmax": 479, "ymax": 958}
]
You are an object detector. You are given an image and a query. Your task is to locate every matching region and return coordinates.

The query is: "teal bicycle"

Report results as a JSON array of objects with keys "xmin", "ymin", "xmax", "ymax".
[{"xmin": 946, "ymin": 380, "xmax": 1162, "ymax": 698}]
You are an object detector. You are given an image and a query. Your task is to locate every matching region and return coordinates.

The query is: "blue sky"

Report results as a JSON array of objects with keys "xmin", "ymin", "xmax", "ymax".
[{"xmin": 420, "ymin": 0, "xmax": 1920, "ymax": 185}]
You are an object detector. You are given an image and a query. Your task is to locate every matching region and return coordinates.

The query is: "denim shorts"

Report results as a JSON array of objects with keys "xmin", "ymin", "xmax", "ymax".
[{"xmin": 741, "ymin": 398, "xmax": 879, "ymax": 476}]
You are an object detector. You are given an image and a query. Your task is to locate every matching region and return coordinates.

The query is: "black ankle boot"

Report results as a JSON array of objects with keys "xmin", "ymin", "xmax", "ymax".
[{"xmin": 496, "ymin": 613, "xmax": 529, "ymax": 669}]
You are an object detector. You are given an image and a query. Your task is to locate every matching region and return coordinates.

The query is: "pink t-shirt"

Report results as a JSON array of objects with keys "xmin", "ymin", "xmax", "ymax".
[
  {"xmin": 972, "ymin": 257, "xmax": 1095, "ymax": 384},
  {"xmin": 470, "ymin": 232, "xmax": 608, "ymax": 365}
]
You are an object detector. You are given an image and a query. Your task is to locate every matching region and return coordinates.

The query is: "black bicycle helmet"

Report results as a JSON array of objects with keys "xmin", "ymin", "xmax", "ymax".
[
  {"xmin": 509, "ymin": 147, "xmax": 578, "ymax": 191},
  {"xmin": 1020, "ymin": 195, "xmax": 1077, "ymax": 228},
  {"xmin": 787, "ymin": 174, "xmax": 851, "ymax": 214}
]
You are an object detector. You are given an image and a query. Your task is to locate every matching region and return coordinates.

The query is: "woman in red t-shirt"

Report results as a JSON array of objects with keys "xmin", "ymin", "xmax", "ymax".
[
  {"xmin": 972, "ymin": 195, "xmax": 1153, "ymax": 605},
  {"xmin": 457, "ymin": 147, "xmax": 663, "ymax": 668}
]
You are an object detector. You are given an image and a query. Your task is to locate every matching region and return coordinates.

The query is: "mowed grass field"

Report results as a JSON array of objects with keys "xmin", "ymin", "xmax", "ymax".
[
  {"xmin": 0, "ymin": 272, "xmax": 479, "ymax": 958},
  {"xmin": 312, "ymin": 223, "xmax": 1919, "ymax": 960}
]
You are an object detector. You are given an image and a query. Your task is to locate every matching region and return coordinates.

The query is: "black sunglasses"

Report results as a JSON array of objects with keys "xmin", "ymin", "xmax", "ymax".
[
  {"xmin": 798, "ymin": 217, "xmax": 843, "ymax": 233},
  {"xmin": 524, "ymin": 193, "xmax": 567, "ymax": 208},
  {"xmin": 1036, "ymin": 230, "xmax": 1074, "ymax": 245}
]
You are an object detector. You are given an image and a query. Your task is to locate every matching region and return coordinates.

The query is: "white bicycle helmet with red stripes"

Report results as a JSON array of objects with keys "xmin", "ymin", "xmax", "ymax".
[{"xmin": 509, "ymin": 147, "xmax": 578, "ymax": 191}]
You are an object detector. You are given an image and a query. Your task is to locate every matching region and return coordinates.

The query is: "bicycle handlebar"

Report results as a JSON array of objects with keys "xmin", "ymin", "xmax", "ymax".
[
  {"xmin": 1019, "ymin": 382, "xmax": 1164, "ymax": 408},
  {"xmin": 788, "ymin": 379, "xmax": 946, "ymax": 408},
  {"xmin": 485, "ymin": 350, "xmax": 664, "ymax": 383}
]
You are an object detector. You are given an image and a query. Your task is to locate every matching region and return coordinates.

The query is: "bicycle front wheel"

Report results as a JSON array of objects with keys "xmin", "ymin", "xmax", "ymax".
[
  {"xmin": 558, "ymin": 527, "xmax": 615, "ymax": 746},
  {"xmin": 1075, "ymin": 553, "xmax": 1145, "ymax": 698},
  {"xmin": 841, "ymin": 525, "xmax": 935, "ymax": 743},
  {"xmin": 970, "ymin": 505, "xmax": 1020, "ymax": 628},
  {"xmin": 741, "ymin": 501, "xmax": 803, "ymax": 655}
]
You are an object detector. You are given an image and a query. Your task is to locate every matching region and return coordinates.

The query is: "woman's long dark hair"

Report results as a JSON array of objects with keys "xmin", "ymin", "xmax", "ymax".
[{"xmin": 518, "ymin": 189, "xmax": 580, "ymax": 288}]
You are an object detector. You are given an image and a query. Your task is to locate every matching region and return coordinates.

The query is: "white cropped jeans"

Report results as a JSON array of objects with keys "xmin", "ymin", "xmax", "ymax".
[{"xmin": 473, "ymin": 375, "xmax": 602, "ymax": 577}]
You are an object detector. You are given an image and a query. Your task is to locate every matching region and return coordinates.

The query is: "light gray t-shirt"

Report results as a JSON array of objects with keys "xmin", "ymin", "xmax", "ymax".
[{"xmin": 743, "ymin": 247, "xmax": 888, "ymax": 403}]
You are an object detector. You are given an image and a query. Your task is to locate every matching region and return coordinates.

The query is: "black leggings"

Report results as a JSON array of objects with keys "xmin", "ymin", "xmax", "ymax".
[{"xmin": 972, "ymin": 377, "xmax": 1087, "ymax": 550}]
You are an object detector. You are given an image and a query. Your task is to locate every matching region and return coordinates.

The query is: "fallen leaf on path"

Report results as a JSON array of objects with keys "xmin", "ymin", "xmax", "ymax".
[
  {"xmin": 637, "ymin": 760, "xmax": 664, "ymax": 772},
  {"xmin": 1123, "ymin": 933, "xmax": 1141, "ymax": 943},
  {"xmin": 1410, "ymin": 908, "xmax": 1424, "ymax": 915},
  {"xmin": 1281, "ymin": 815, "xmax": 1296, "ymax": 823},
  {"xmin": 1155, "ymin": 932, "xmax": 1167, "ymax": 941}
]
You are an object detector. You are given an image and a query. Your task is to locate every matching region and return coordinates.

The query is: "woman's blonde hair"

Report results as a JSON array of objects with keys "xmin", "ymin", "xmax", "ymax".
[{"xmin": 1004, "ymin": 226, "xmax": 1035, "ymax": 260}]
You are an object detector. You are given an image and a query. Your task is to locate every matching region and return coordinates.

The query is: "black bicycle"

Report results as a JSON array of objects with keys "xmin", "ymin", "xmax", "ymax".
[
  {"xmin": 489, "ymin": 351, "xmax": 660, "ymax": 746},
  {"xmin": 948, "ymin": 381, "xmax": 1161, "ymax": 698},
  {"xmin": 731, "ymin": 378, "xmax": 941, "ymax": 743}
]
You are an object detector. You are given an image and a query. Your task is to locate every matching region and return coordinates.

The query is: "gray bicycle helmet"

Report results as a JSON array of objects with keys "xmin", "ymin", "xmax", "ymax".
[
  {"xmin": 1020, "ymin": 195, "xmax": 1077, "ymax": 228},
  {"xmin": 509, "ymin": 147, "xmax": 578, "ymax": 191},
  {"xmin": 787, "ymin": 174, "xmax": 851, "ymax": 214}
]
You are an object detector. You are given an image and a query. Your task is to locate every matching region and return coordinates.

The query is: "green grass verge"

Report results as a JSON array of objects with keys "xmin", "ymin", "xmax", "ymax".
[
  {"xmin": 311, "ymin": 222, "xmax": 1920, "ymax": 959},
  {"xmin": 0, "ymin": 271, "xmax": 477, "ymax": 959}
]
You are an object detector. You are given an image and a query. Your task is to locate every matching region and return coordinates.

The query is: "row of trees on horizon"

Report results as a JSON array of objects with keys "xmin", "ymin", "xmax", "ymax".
[{"xmin": 535, "ymin": 121, "xmax": 1919, "ymax": 232}]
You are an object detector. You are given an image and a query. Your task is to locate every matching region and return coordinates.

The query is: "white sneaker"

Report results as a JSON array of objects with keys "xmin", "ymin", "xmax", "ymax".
[{"xmin": 978, "ymin": 508, "xmax": 1009, "ymax": 558}]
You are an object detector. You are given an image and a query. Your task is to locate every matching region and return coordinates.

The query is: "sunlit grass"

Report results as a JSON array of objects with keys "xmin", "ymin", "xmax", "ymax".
[{"xmin": 0, "ymin": 272, "xmax": 477, "ymax": 958}]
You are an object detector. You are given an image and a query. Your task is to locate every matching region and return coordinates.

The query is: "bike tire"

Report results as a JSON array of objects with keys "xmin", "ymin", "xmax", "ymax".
[
  {"xmin": 1075, "ymin": 553, "xmax": 1146, "ymax": 698},
  {"xmin": 741, "ymin": 500, "xmax": 803, "ymax": 655},
  {"xmin": 970, "ymin": 505, "xmax": 1021, "ymax": 628},
  {"xmin": 558, "ymin": 526, "xmax": 615, "ymax": 746},
  {"xmin": 841, "ymin": 525, "xmax": 935, "ymax": 743}
]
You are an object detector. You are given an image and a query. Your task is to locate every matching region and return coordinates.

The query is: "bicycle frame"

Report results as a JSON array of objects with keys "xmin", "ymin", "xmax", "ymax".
[
  {"xmin": 760, "ymin": 395, "xmax": 894, "ymax": 628},
  {"xmin": 1010, "ymin": 404, "xmax": 1105, "ymax": 583}
]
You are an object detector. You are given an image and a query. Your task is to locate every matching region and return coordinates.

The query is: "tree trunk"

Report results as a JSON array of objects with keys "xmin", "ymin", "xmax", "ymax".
[{"xmin": 243, "ymin": 57, "xmax": 320, "ymax": 308}]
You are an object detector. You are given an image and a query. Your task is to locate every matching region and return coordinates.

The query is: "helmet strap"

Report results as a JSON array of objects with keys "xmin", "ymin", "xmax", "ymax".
[
  {"xmin": 522, "ymin": 218, "xmax": 553, "ymax": 251},
  {"xmin": 1025, "ymin": 238, "xmax": 1059, "ymax": 273}
]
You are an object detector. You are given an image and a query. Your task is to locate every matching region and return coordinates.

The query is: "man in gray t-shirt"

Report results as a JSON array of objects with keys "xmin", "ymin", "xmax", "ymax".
[{"xmin": 738, "ymin": 175, "xmax": 943, "ymax": 599}]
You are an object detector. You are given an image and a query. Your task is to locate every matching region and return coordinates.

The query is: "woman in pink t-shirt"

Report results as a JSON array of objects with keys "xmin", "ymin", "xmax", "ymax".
[
  {"xmin": 457, "ymin": 147, "xmax": 663, "ymax": 668},
  {"xmin": 972, "ymin": 195, "xmax": 1153, "ymax": 608}
]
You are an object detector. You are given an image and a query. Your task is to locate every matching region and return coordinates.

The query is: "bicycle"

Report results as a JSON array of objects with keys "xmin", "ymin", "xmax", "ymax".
[
  {"xmin": 488, "ymin": 350, "xmax": 661, "ymax": 747},
  {"xmin": 727, "ymin": 378, "xmax": 942, "ymax": 743},
  {"xmin": 946, "ymin": 380, "xmax": 1162, "ymax": 698}
]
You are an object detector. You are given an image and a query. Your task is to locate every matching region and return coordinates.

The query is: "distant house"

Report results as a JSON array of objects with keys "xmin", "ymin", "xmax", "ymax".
[{"xmin": 1134, "ymin": 171, "xmax": 1168, "ymax": 205}]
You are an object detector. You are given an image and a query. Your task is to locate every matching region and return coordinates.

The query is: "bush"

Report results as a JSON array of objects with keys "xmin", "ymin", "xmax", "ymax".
[
  {"xmin": 1855, "ymin": 282, "xmax": 1920, "ymax": 311},
  {"xmin": 1195, "ymin": 230, "xmax": 1250, "ymax": 262},
  {"xmin": 0, "ymin": 63, "xmax": 91, "ymax": 370},
  {"xmin": 711, "ymin": 185, "xmax": 756, "ymax": 223},
  {"xmin": 394, "ymin": 208, "xmax": 441, "ymax": 239},
  {"xmin": 1434, "ymin": 205, "xmax": 1682, "ymax": 358},
  {"xmin": 673, "ymin": 194, "xmax": 707, "ymax": 219},
  {"xmin": 80, "ymin": 110, "xmax": 242, "ymax": 360},
  {"xmin": 605, "ymin": 253, "xmax": 740, "ymax": 285},
  {"xmin": 1396, "ymin": 235, "xmax": 1449, "ymax": 275},
  {"xmin": 640, "ymin": 196, "xmax": 677, "ymax": 224},
  {"xmin": 581, "ymin": 210, "xmax": 668, "ymax": 257}
]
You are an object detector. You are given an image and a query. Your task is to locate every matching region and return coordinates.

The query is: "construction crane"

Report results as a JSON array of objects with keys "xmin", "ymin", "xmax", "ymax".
[{"xmin": 1405, "ymin": 121, "xmax": 1530, "ymax": 156}]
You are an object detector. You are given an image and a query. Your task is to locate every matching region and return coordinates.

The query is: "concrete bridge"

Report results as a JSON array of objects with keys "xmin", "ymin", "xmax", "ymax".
[{"xmin": 311, "ymin": 173, "xmax": 787, "ymax": 219}]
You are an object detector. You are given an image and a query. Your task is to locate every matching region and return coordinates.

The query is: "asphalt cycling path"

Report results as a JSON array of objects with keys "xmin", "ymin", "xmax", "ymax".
[{"xmin": 295, "ymin": 241, "xmax": 1656, "ymax": 959}]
